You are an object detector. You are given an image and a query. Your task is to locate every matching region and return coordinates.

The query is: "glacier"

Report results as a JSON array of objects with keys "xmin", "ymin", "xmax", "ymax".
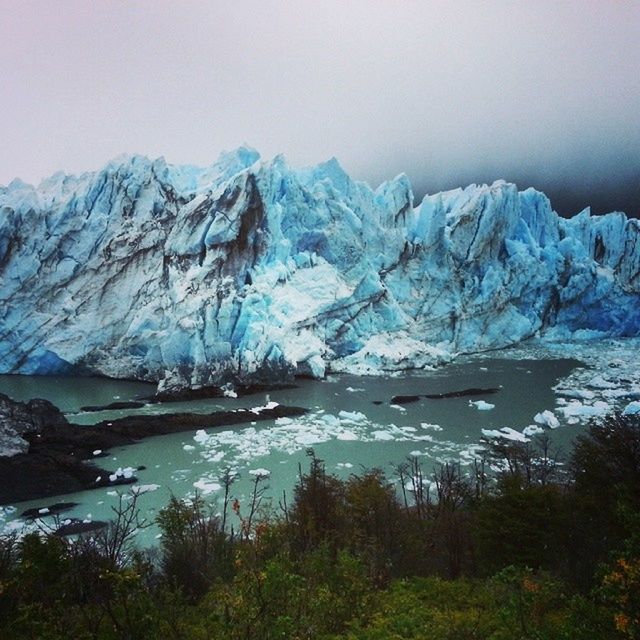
[{"xmin": 1, "ymin": 147, "xmax": 639, "ymax": 391}]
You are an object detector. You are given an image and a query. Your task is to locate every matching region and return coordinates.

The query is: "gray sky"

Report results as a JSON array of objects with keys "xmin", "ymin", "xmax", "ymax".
[{"xmin": 2, "ymin": 1, "xmax": 639, "ymax": 216}]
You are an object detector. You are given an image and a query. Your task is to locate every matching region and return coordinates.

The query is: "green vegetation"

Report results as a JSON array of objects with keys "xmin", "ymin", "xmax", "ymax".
[{"xmin": 1, "ymin": 414, "xmax": 639, "ymax": 639}]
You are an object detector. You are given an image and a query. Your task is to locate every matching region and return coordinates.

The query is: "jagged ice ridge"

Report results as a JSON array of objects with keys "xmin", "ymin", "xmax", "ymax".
[{"xmin": 1, "ymin": 147, "xmax": 639, "ymax": 390}]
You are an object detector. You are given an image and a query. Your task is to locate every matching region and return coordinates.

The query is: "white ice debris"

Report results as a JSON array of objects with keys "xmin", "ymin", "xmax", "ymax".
[
  {"xmin": 248, "ymin": 468, "xmax": 270, "ymax": 477},
  {"xmin": 523, "ymin": 425, "xmax": 544, "ymax": 436},
  {"xmin": 193, "ymin": 479, "xmax": 222, "ymax": 494},
  {"xmin": 194, "ymin": 429, "xmax": 209, "ymax": 444},
  {"xmin": 533, "ymin": 410, "xmax": 560, "ymax": 428},
  {"xmin": 372, "ymin": 430, "xmax": 395, "ymax": 441},
  {"xmin": 420, "ymin": 423, "xmax": 443, "ymax": 431},
  {"xmin": 336, "ymin": 430, "xmax": 358, "ymax": 440},
  {"xmin": 559, "ymin": 400, "xmax": 611, "ymax": 420},
  {"xmin": 470, "ymin": 400, "xmax": 495, "ymax": 411},
  {"xmin": 622, "ymin": 401, "xmax": 640, "ymax": 415},
  {"xmin": 338, "ymin": 410, "xmax": 368, "ymax": 423},
  {"xmin": 482, "ymin": 427, "xmax": 529, "ymax": 442},
  {"xmin": 108, "ymin": 466, "xmax": 135, "ymax": 482},
  {"xmin": 131, "ymin": 484, "xmax": 160, "ymax": 495}
]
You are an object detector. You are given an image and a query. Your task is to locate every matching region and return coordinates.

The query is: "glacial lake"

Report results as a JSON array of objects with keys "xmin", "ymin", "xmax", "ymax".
[{"xmin": 0, "ymin": 355, "xmax": 587, "ymax": 542}]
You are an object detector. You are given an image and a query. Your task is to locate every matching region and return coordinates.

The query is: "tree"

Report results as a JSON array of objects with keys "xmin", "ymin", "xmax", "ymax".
[
  {"xmin": 569, "ymin": 413, "xmax": 640, "ymax": 587},
  {"xmin": 157, "ymin": 492, "xmax": 235, "ymax": 600}
]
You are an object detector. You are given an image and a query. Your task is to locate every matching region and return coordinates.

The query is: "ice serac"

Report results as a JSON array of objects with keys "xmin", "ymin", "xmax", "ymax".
[{"xmin": 1, "ymin": 148, "xmax": 639, "ymax": 390}]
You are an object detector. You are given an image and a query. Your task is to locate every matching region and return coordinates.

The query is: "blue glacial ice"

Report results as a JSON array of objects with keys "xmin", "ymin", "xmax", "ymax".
[{"xmin": 1, "ymin": 147, "xmax": 639, "ymax": 390}]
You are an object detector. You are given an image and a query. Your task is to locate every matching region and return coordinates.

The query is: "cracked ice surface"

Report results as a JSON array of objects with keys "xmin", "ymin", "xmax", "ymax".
[{"xmin": 1, "ymin": 148, "xmax": 639, "ymax": 391}]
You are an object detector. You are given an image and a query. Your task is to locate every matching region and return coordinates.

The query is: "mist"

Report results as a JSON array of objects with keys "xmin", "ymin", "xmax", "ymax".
[{"xmin": 1, "ymin": 1, "xmax": 638, "ymax": 216}]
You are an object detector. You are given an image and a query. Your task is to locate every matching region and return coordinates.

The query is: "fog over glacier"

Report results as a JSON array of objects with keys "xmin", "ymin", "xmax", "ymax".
[{"xmin": 1, "ymin": 1, "xmax": 639, "ymax": 216}]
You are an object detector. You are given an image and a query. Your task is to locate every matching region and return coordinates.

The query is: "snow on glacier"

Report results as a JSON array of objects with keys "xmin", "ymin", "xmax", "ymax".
[{"xmin": 1, "ymin": 147, "xmax": 640, "ymax": 390}]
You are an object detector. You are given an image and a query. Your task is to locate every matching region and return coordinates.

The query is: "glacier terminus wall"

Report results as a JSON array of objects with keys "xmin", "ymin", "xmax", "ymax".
[{"xmin": 1, "ymin": 147, "xmax": 639, "ymax": 390}]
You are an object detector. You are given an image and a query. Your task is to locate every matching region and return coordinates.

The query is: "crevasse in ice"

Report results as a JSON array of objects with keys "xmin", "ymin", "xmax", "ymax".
[{"xmin": 1, "ymin": 147, "xmax": 638, "ymax": 389}]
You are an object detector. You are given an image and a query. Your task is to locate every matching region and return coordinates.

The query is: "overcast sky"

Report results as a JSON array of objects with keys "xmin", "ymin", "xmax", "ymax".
[{"xmin": 2, "ymin": 1, "xmax": 639, "ymax": 216}]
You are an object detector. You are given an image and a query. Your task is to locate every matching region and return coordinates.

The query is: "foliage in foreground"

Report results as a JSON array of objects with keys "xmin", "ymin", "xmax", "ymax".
[{"xmin": 0, "ymin": 413, "xmax": 638, "ymax": 639}]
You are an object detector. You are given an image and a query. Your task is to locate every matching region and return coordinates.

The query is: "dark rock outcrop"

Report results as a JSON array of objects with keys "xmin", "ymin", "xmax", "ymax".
[
  {"xmin": 0, "ymin": 392, "xmax": 68, "ymax": 456},
  {"xmin": 424, "ymin": 387, "xmax": 500, "ymax": 399},
  {"xmin": 0, "ymin": 393, "xmax": 307, "ymax": 505}
]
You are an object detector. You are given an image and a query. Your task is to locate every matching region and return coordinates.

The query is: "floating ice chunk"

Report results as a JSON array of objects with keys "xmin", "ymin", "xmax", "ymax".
[
  {"xmin": 3, "ymin": 520, "xmax": 27, "ymax": 533},
  {"xmin": 92, "ymin": 449, "xmax": 102, "ymax": 456},
  {"xmin": 108, "ymin": 474, "xmax": 118, "ymax": 482},
  {"xmin": 390, "ymin": 404, "xmax": 407, "ymax": 412},
  {"xmin": 523, "ymin": 424, "xmax": 544, "ymax": 436},
  {"xmin": 409, "ymin": 450, "xmax": 422, "ymax": 456},
  {"xmin": 345, "ymin": 386, "xmax": 364, "ymax": 392},
  {"xmin": 38, "ymin": 507, "xmax": 49, "ymax": 515},
  {"xmin": 533, "ymin": 410, "xmax": 560, "ymax": 428},
  {"xmin": 588, "ymin": 375, "xmax": 618, "ymax": 390},
  {"xmin": 295, "ymin": 432, "xmax": 327, "ymax": 445},
  {"xmin": 622, "ymin": 401, "xmax": 640, "ymax": 415},
  {"xmin": 206, "ymin": 450, "xmax": 225, "ymax": 463},
  {"xmin": 560, "ymin": 400, "xmax": 610, "ymax": 419},
  {"xmin": 248, "ymin": 468, "xmax": 270, "ymax": 477},
  {"xmin": 249, "ymin": 401, "xmax": 280, "ymax": 413},
  {"xmin": 420, "ymin": 422, "xmax": 443, "ymax": 431},
  {"xmin": 479, "ymin": 367, "xmax": 488, "ymax": 372},
  {"xmin": 193, "ymin": 479, "xmax": 222, "ymax": 494},
  {"xmin": 482, "ymin": 427, "xmax": 529, "ymax": 442},
  {"xmin": 556, "ymin": 388, "xmax": 595, "ymax": 400},
  {"xmin": 223, "ymin": 388, "xmax": 238, "ymax": 398},
  {"xmin": 183, "ymin": 444, "xmax": 196, "ymax": 451},
  {"xmin": 338, "ymin": 410, "xmax": 367, "ymax": 423},
  {"xmin": 337, "ymin": 430, "xmax": 358, "ymax": 441},
  {"xmin": 131, "ymin": 484, "xmax": 160, "ymax": 495},
  {"xmin": 123, "ymin": 467, "xmax": 135, "ymax": 479},
  {"xmin": 470, "ymin": 400, "xmax": 495, "ymax": 411},
  {"xmin": 371, "ymin": 430, "xmax": 395, "ymax": 441},
  {"xmin": 320, "ymin": 414, "xmax": 341, "ymax": 427},
  {"xmin": 193, "ymin": 429, "xmax": 209, "ymax": 444}
]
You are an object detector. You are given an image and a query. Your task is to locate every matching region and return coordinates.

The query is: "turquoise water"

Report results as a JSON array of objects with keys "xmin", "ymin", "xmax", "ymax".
[{"xmin": 0, "ymin": 356, "xmax": 582, "ymax": 543}]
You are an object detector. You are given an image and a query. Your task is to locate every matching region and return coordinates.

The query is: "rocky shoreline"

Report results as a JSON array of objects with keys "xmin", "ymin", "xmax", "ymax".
[{"xmin": 0, "ymin": 392, "xmax": 306, "ymax": 505}]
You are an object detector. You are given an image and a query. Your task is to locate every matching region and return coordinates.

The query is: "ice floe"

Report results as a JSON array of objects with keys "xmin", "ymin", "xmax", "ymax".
[{"xmin": 470, "ymin": 400, "xmax": 495, "ymax": 411}]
